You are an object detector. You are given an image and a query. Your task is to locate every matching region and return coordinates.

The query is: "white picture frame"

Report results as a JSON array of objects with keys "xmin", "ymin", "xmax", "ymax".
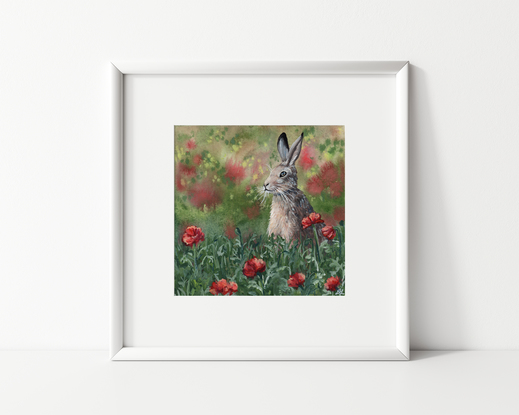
[{"xmin": 110, "ymin": 61, "xmax": 409, "ymax": 360}]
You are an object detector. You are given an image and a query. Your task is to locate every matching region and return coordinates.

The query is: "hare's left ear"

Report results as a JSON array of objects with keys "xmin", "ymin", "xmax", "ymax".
[
  {"xmin": 287, "ymin": 133, "xmax": 304, "ymax": 166},
  {"xmin": 277, "ymin": 133, "xmax": 290, "ymax": 162}
]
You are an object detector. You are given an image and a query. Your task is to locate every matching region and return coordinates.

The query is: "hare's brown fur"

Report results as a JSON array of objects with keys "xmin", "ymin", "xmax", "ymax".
[{"xmin": 263, "ymin": 132, "xmax": 325, "ymax": 243}]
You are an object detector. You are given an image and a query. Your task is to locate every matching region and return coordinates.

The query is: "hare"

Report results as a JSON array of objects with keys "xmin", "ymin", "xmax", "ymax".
[{"xmin": 263, "ymin": 132, "xmax": 325, "ymax": 243}]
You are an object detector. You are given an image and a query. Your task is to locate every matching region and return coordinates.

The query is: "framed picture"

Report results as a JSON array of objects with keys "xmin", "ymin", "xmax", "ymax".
[{"xmin": 110, "ymin": 61, "xmax": 408, "ymax": 360}]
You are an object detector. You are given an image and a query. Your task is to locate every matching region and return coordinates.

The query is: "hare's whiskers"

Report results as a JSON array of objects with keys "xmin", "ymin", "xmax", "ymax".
[
  {"xmin": 254, "ymin": 186, "xmax": 267, "ymax": 203},
  {"xmin": 258, "ymin": 186, "xmax": 270, "ymax": 207},
  {"xmin": 261, "ymin": 191, "xmax": 268, "ymax": 206}
]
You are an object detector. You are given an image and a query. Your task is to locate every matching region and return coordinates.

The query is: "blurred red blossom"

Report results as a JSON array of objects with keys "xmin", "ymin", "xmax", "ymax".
[
  {"xmin": 193, "ymin": 154, "xmax": 203, "ymax": 165},
  {"xmin": 333, "ymin": 206, "xmax": 345, "ymax": 223},
  {"xmin": 307, "ymin": 175, "xmax": 325, "ymax": 195},
  {"xmin": 320, "ymin": 162, "xmax": 339, "ymax": 187},
  {"xmin": 321, "ymin": 213, "xmax": 337, "ymax": 227},
  {"xmin": 329, "ymin": 182, "xmax": 343, "ymax": 198},
  {"xmin": 175, "ymin": 177, "xmax": 186, "ymax": 192},
  {"xmin": 190, "ymin": 181, "xmax": 222, "ymax": 210},
  {"xmin": 225, "ymin": 222, "xmax": 237, "ymax": 239},
  {"xmin": 300, "ymin": 146, "xmax": 317, "ymax": 170},
  {"xmin": 179, "ymin": 163, "xmax": 197, "ymax": 178},
  {"xmin": 186, "ymin": 138, "xmax": 197, "ymax": 150},
  {"xmin": 224, "ymin": 159, "xmax": 246, "ymax": 184},
  {"xmin": 305, "ymin": 161, "xmax": 343, "ymax": 198},
  {"xmin": 245, "ymin": 203, "xmax": 261, "ymax": 219}
]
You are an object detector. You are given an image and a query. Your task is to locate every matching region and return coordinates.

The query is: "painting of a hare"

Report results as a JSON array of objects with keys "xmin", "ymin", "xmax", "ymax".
[
  {"xmin": 174, "ymin": 125, "xmax": 345, "ymax": 296},
  {"xmin": 262, "ymin": 132, "xmax": 326, "ymax": 243}
]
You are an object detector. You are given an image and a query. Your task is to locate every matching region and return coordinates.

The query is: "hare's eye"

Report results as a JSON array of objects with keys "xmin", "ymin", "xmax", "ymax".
[{"xmin": 279, "ymin": 171, "xmax": 287, "ymax": 178}]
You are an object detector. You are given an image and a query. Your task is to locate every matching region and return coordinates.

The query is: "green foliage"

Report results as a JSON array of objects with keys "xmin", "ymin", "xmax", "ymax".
[{"xmin": 174, "ymin": 223, "xmax": 346, "ymax": 296}]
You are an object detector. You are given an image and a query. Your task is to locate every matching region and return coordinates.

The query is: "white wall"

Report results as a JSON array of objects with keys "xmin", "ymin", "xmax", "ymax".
[{"xmin": 1, "ymin": 0, "xmax": 517, "ymax": 351}]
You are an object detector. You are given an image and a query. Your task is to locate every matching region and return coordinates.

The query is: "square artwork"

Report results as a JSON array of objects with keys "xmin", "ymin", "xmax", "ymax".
[{"xmin": 174, "ymin": 126, "xmax": 345, "ymax": 296}]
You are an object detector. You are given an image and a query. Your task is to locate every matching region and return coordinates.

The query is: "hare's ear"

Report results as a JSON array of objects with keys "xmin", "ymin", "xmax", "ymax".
[
  {"xmin": 277, "ymin": 132, "xmax": 290, "ymax": 162},
  {"xmin": 287, "ymin": 133, "xmax": 304, "ymax": 166}
]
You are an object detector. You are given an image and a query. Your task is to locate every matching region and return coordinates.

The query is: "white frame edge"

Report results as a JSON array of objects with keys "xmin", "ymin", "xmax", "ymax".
[
  {"xmin": 110, "ymin": 64, "xmax": 124, "ymax": 359},
  {"xmin": 111, "ymin": 61, "xmax": 407, "ymax": 75},
  {"xmin": 396, "ymin": 63, "xmax": 409, "ymax": 360},
  {"xmin": 110, "ymin": 61, "xmax": 409, "ymax": 361}
]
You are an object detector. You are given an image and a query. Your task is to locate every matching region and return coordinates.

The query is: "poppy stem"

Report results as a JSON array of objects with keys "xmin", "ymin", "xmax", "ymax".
[
  {"xmin": 193, "ymin": 244, "xmax": 198, "ymax": 276},
  {"xmin": 336, "ymin": 226, "xmax": 342, "ymax": 261},
  {"xmin": 237, "ymin": 227, "xmax": 244, "ymax": 261},
  {"xmin": 312, "ymin": 225, "xmax": 321, "ymax": 270}
]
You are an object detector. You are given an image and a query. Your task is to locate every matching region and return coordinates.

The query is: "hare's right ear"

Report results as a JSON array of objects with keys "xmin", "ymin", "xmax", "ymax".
[
  {"xmin": 277, "ymin": 132, "xmax": 289, "ymax": 162},
  {"xmin": 286, "ymin": 132, "xmax": 304, "ymax": 166}
]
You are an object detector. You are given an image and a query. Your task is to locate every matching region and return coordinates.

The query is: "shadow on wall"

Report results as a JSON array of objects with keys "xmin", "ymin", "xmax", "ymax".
[{"xmin": 408, "ymin": 65, "xmax": 464, "ymax": 350}]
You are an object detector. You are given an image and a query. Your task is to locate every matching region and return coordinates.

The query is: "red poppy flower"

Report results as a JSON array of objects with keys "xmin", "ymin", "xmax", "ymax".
[
  {"xmin": 186, "ymin": 138, "xmax": 197, "ymax": 150},
  {"xmin": 217, "ymin": 279, "xmax": 230, "ymax": 295},
  {"xmin": 243, "ymin": 256, "xmax": 266, "ymax": 278},
  {"xmin": 182, "ymin": 226, "xmax": 205, "ymax": 248},
  {"xmin": 242, "ymin": 261, "xmax": 256, "ymax": 278},
  {"xmin": 228, "ymin": 281, "xmax": 238, "ymax": 294},
  {"xmin": 209, "ymin": 282, "xmax": 219, "ymax": 295},
  {"xmin": 209, "ymin": 279, "xmax": 238, "ymax": 296},
  {"xmin": 301, "ymin": 212, "xmax": 325, "ymax": 229},
  {"xmin": 322, "ymin": 225, "xmax": 336, "ymax": 240},
  {"xmin": 287, "ymin": 272, "xmax": 305, "ymax": 289},
  {"xmin": 324, "ymin": 276, "xmax": 341, "ymax": 292}
]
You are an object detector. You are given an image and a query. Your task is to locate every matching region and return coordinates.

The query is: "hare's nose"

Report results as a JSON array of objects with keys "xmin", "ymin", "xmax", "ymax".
[{"xmin": 264, "ymin": 183, "xmax": 269, "ymax": 189}]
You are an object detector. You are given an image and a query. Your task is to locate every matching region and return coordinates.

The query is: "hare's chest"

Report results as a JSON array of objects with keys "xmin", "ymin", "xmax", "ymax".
[{"xmin": 268, "ymin": 200, "xmax": 302, "ymax": 240}]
